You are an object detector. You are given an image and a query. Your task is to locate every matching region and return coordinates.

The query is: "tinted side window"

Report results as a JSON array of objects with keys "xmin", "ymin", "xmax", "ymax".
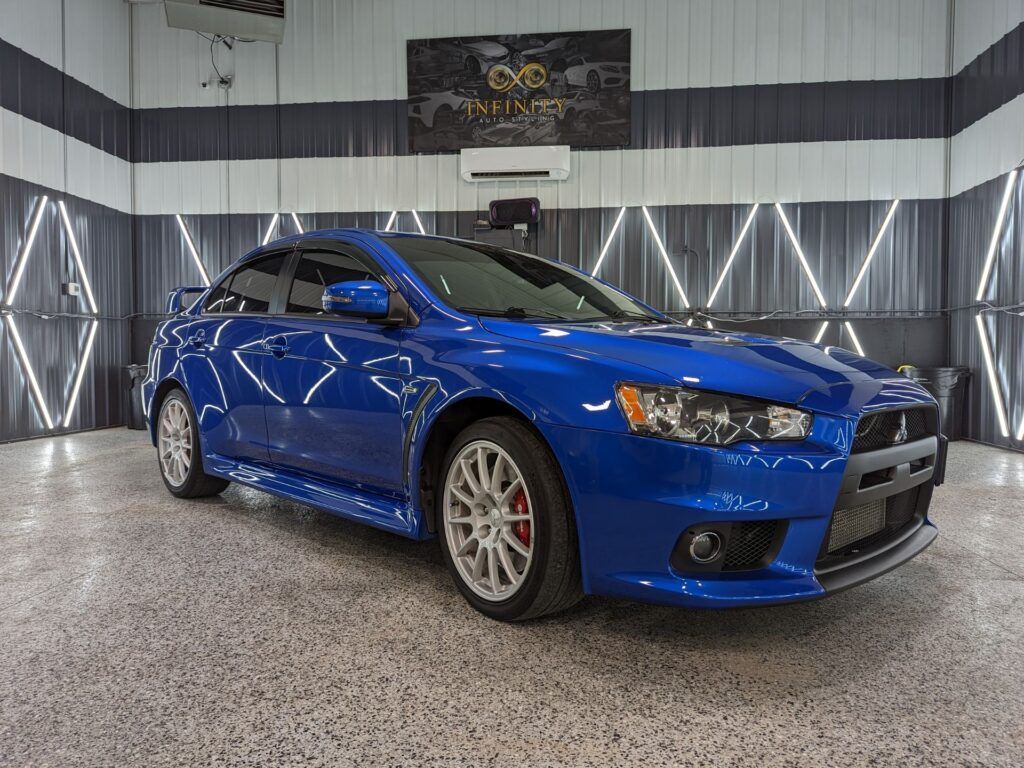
[
  {"xmin": 221, "ymin": 253, "xmax": 287, "ymax": 314},
  {"xmin": 287, "ymin": 249, "xmax": 377, "ymax": 314},
  {"xmin": 202, "ymin": 281, "xmax": 229, "ymax": 313}
]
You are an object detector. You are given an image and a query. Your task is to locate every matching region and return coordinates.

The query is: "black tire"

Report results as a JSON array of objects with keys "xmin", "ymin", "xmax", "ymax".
[
  {"xmin": 156, "ymin": 388, "xmax": 230, "ymax": 499},
  {"xmin": 586, "ymin": 70, "xmax": 600, "ymax": 92},
  {"xmin": 436, "ymin": 417, "xmax": 583, "ymax": 621}
]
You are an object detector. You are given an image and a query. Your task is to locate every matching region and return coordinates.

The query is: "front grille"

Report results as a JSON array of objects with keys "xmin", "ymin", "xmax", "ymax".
[
  {"xmin": 820, "ymin": 487, "xmax": 922, "ymax": 562},
  {"xmin": 852, "ymin": 408, "xmax": 931, "ymax": 453},
  {"xmin": 827, "ymin": 499, "xmax": 886, "ymax": 553},
  {"xmin": 722, "ymin": 521, "xmax": 779, "ymax": 570}
]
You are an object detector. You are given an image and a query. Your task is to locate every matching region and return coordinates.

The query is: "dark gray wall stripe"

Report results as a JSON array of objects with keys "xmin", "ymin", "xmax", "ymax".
[
  {"xmin": 4, "ymin": 17, "xmax": 1024, "ymax": 164},
  {"xmin": 129, "ymin": 78, "xmax": 949, "ymax": 163},
  {"xmin": 0, "ymin": 37, "xmax": 130, "ymax": 161},
  {"xmin": 951, "ymin": 20, "xmax": 1024, "ymax": 134}
]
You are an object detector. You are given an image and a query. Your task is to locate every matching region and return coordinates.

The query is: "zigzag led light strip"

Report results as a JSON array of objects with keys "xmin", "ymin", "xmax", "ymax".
[
  {"xmin": 260, "ymin": 212, "xmax": 307, "ymax": 246},
  {"xmin": 174, "ymin": 214, "xmax": 210, "ymax": 286},
  {"xmin": 383, "ymin": 210, "xmax": 426, "ymax": 234},
  {"xmin": 704, "ymin": 203, "xmax": 831, "ymax": 343},
  {"xmin": 590, "ymin": 207, "xmax": 690, "ymax": 309},
  {"xmin": 3, "ymin": 197, "xmax": 100, "ymax": 430},
  {"xmin": 972, "ymin": 168, "xmax": 1023, "ymax": 440}
]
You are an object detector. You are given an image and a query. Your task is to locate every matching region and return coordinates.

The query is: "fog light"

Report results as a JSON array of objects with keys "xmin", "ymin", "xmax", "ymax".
[{"xmin": 689, "ymin": 531, "xmax": 722, "ymax": 563}]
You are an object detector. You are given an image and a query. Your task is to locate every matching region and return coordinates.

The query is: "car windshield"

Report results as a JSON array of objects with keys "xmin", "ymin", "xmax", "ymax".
[{"xmin": 386, "ymin": 236, "xmax": 665, "ymax": 323}]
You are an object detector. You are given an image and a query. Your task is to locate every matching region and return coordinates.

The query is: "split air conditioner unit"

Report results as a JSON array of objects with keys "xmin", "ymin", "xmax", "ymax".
[
  {"xmin": 460, "ymin": 146, "xmax": 570, "ymax": 182},
  {"xmin": 164, "ymin": 0, "xmax": 286, "ymax": 44}
]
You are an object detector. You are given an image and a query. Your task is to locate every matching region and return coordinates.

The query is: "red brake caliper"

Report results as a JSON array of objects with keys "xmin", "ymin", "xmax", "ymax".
[{"xmin": 512, "ymin": 488, "xmax": 531, "ymax": 547}]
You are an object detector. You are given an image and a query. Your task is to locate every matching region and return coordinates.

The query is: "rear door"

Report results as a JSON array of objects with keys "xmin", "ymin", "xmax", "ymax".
[
  {"xmin": 261, "ymin": 242, "xmax": 407, "ymax": 496},
  {"xmin": 181, "ymin": 250, "xmax": 290, "ymax": 463}
]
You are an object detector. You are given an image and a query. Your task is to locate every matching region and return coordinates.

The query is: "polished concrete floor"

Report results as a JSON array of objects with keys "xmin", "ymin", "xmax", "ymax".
[{"xmin": 0, "ymin": 429, "xmax": 1022, "ymax": 767}]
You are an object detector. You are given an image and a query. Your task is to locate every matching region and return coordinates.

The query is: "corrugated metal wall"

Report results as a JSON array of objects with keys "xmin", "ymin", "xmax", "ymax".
[
  {"xmin": 0, "ymin": 0, "xmax": 132, "ymax": 442},
  {"xmin": 4, "ymin": 0, "xmax": 1024, "ymax": 449},
  {"xmin": 946, "ymin": 5, "xmax": 1024, "ymax": 449}
]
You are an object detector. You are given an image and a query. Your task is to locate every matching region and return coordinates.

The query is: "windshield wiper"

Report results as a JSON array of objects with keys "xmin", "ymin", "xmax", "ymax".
[
  {"xmin": 575, "ymin": 310, "xmax": 665, "ymax": 324},
  {"xmin": 457, "ymin": 306, "xmax": 570, "ymax": 320}
]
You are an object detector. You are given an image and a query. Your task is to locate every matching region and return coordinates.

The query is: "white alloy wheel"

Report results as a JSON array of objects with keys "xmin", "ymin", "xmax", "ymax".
[
  {"xmin": 158, "ymin": 398, "xmax": 192, "ymax": 487},
  {"xmin": 443, "ymin": 440, "xmax": 535, "ymax": 602}
]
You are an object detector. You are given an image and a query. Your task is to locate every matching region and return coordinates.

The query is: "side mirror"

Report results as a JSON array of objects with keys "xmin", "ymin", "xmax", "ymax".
[
  {"xmin": 322, "ymin": 280, "xmax": 390, "ymax": 318},
  {"xmin": 166, "ymin": 286, "xmax": 207, "ymax": 314}
]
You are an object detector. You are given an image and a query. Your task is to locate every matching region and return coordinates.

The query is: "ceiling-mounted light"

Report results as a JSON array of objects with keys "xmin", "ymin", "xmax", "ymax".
[
  {"xmin": 5, "ymin": 195, "xmax": 48, "ymax": 306},
  {"xmin": 591, "ymin": 207, "xmax": 627, "ymax": 276},
  {"xmin": 410, "ymin": 210, "xmax": 426, "ymax": 235},
  {"xmin": 843, "ymin": 322, "xmax": 865, "ymax": 356},
  {"xmin": 290, "ymin": 212, "xmax": 304, "ymax": 234},
  {"xmin": 975, "ymin": 313, "xmax": 1010, "ymax": 437},
  {"xmin": 174, "ymin": 214, "xmax": 210, "ymax": 286},
  {"xmin": 774, "ymin": 203, "xmax": 827, "ymax": 308},
  {"xmin": 641, "ymin": 206, "xmax": 690, "ymax": 309},
  {"xmin": 57, "ymin": 201, "xmax": 98, "ymax": 314},
  {"xmin": 707, "ymin": 204, "xmax": 759, "ymax": 308},
  {"xmin": 844, "ymin": 199, "xmax": 900, "ymax": 307},
  {"xmin": 813, "ymin": 321, "xmax": 829, "ymax": 344},
  {"xmin": 261, "ymin": 213, "xmax": 280, "ymax": 246},
  {"xmin": 63, "ymin": 320, "xmax": 99, "ymax": 427},
  {"xmin": 383, "ymin": 211, "xmax": 397, "ymax": 232},
  {"xmin": 976, "ymin": 169, "xmax": 1018, "ymax": 301},
  {"xmin": 5, "ymin": 315, "xmax": 54, "ymax": 429}
]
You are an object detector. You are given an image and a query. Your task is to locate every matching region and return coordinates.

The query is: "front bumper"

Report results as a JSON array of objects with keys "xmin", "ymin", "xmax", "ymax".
[{"xmin": 542, "ymin": 413, "xmax": 941, "ymax": 609}]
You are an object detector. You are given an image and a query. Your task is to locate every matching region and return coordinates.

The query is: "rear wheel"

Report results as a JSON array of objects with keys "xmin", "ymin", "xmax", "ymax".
[
  {"xmin": 157, "ymin": 389, "xmax": 229, "ymax": 498},
  {"xmin": 437, "ymin": 417, "xmax": 582, "ymax": 621}
]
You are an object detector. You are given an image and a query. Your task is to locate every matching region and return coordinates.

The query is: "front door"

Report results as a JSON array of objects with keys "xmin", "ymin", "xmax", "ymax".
[
  {"xmin": 181, "ymin": 251, "xmax": 289, "ymax": 462},
  {"xmin": 262, "ymin": 244, "xmax": 406, "ymax": 497}
]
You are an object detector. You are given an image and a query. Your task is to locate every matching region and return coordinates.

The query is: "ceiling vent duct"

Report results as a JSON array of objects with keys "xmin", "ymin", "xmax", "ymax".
[{"xmin": 165, "ymin": 0, "xmax": 286, "ymax": 43}]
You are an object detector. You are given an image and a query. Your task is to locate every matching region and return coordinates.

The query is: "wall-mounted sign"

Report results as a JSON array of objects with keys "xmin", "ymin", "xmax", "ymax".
[{"xmin": 406, "ymin": 29, "xmax": 631, "ymax": 153}]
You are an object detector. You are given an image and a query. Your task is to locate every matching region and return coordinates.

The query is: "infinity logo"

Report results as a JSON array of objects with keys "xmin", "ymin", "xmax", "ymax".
[{"xmin": 486, "ymin": 62, "xmax": 548, "ymax": 92}]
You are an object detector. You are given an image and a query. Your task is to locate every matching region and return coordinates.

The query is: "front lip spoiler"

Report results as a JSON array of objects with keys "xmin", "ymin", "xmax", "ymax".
[{"xmin": 815, "ymin": 520, "xmax": 938, "ymax": 595}]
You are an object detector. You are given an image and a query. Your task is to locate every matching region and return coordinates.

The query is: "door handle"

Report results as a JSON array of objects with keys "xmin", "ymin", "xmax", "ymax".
[
  {"xmin": 187, "ymin": 330, "xmax": 206, "ymax": 348},
  {"xmin": 263, "ymin": 337, "xmax": 290, "ymax": 357}
]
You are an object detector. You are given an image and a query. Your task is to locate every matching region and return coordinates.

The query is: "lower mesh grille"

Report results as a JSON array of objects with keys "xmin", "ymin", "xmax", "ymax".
[
  {"xmin": 820, "ymin": 487, "xmax": 922, "ymax": 562},
  {"xmin": 723, "ymin": 521, "xmax": 779, "ymax": 570},
  {"xmin": 828, "ymin": 499, "xmax": 886, "ymax": 553}
]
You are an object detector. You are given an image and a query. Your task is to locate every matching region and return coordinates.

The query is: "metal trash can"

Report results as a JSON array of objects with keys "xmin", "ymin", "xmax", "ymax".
[
  {"xmin": 125, "ymin": 364, "xmax": 149, "ymax": 430},
  {"xmin": 900, "ymin": 366, "xmax": 971, "ymax": 441}
]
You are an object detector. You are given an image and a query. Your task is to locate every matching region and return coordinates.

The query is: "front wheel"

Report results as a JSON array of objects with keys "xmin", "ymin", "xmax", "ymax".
[
  {"xmin": 437, "ymin": 417, "xmax": 583, "ymax": 621},
  {"xmin": 156, "ymin": 388, "xmax": 230, "ymax": 498}
]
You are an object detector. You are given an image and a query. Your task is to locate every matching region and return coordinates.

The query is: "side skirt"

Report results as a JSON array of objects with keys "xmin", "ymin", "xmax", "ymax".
[{"xmin": 203, "ymin": 452, "xmax": 429, "ymax": 540}]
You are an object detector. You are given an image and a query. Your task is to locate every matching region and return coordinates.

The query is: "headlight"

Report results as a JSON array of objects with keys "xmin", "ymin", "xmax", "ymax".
[{"xmin": 615, "ymin": 383, "xmax": 812, "ymax": 445}]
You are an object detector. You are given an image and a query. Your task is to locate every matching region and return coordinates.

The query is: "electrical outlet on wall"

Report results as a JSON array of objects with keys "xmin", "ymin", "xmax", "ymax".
[{"xmin": 62, "ymin": 282, "xmax": 81, "ymax": 297}]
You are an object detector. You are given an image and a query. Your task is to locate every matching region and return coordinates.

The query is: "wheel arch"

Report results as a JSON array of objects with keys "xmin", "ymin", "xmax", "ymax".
[
  {"xmin": 148, "ymin": 377, "xmax": 186, "ymax": 446},
  {"xmin": 412, "ymin": 393, "xmax": 566, "ymax": 536}
]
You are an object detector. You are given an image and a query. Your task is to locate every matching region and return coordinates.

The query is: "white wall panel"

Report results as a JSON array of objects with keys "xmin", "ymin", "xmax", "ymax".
[
  {"xmin": 64, "ymin": 135, "xmax": 131, "ymax": 213},
  {"xmin": 130, "ymin": 138, "xmax": 948, "ymax": 216},
  {"xmin": 952, "ymin": 0, "xmax": 1024, "ymax": 72},
  {"xmin": 0, "ymin": 108, "xmax": 65, "ymax": 194},
  {"xmin": 950, "ymin": 92, "xmax": 1024, "ymax": 196},
  {"xmin": 0, "ymin": 0, "xmax": 63, "ymax": 70},
  {"xmin": 0, "ymin": 0, "xmax": 129, "ymax": 106},
  {"xmin": 129, "ymin": 0, "xmax": 952, "ymax": 110},
  {"xmin": 64, "ymin": 0, "xmax": 131, "ymax": 106}
]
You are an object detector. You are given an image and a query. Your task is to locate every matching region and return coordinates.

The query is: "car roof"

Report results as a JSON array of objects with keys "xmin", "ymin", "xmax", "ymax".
[{"xmin": 236, "ymin": 228, "xmax": 450, "ymax": 264}]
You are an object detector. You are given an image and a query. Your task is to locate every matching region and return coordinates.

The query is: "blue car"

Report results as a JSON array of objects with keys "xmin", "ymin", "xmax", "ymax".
[{"xmin": 144, "ymin": 230, "xmax": 944, "ymax": 621}]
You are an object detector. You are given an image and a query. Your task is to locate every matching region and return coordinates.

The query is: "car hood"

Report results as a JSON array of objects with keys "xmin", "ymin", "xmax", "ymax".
[{"xmin": 481, "ymin": 319, "xmax": 929, "ymax": 413}]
